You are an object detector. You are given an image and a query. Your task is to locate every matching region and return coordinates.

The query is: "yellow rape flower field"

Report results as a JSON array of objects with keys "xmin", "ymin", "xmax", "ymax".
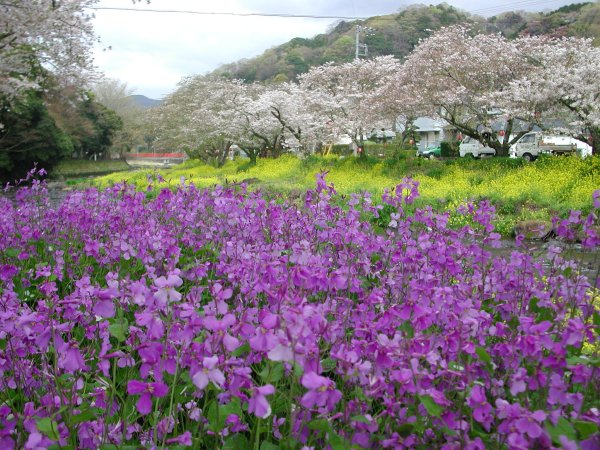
[{"xmin": 95, "ymin": 154, "xmax": 599, "ymax": 235}]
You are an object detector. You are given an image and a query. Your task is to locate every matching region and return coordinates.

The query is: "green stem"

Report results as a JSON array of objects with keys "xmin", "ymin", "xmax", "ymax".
[
  {"xmin": 254, "ymin": 417, "xmax": 262, "ymax": 450},
  {"xmin": 161, "ymin": 353, "xmax": 180, "ymax": 449}
]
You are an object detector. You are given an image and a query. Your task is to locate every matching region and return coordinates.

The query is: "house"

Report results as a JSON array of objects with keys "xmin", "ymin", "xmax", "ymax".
[{"xmin": 396, "ymin": 117, "xmax": 456, "ymax": 149}]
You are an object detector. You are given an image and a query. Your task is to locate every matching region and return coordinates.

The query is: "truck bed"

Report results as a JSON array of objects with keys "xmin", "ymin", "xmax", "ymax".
[{"xmin": 538, "ymin": 142, "xmax": 577, "ymax": 154}]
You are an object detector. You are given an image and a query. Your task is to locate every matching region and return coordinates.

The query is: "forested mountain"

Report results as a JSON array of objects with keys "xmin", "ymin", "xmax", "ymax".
[
  {"xmin": 128, "ymin": 95, "xmax": 162, "ymax": 109},
  {"xmin": 214, "ymin": 2, "xmax": 599, "ymax": 84}
]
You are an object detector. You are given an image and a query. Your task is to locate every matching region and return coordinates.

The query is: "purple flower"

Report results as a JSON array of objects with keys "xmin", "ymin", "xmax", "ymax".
[
  {"xmin": 248, "ymin": 384, "xmax": 275, "ymax": 418},
  {"xmin": 154, "ymin": 274, "xmax": 183, "ymax": 306},
  {"xmin": 203, "ymin": 313, "xmax": 240, "ymax": 352},
  {"xmin": 192, "ymin": 356, "xmax": 225, "ymax": 390},
  {"xmin": 127, "ymin": 380, "xmax": 169, "ymax": 415},
  {"xmin": 56, "ymin": 339, "xmax": 88, "ymax": 373},
  {"xmin": 300, "ymin": 371, "xmax": 341, "ymax": 411},
  {"xmin": 166, "ymin": 431, "xmax": 193, "ymax": 447},
  {"xmin": 467, "ymin": 385, "xmax": 493, "ymax": 431},
  {"xmin": 267, "ymin": 343, "xmax": 294, "ymax": 362},
  {"xmin": 514, "ymin": 410, "xmax": 546, "ymax": 439},
  {"xmin": 560, "ymin": 435, "xmax": 578, "ymax": 450},
  {"xmin": 510, "ymin": 368, "xmax": 527, "ymax": 396},
  {"xmin": 249, "ymin": 327, "xmax": 278, "ymax": 352},
  {"xmin": 135, "ymin": 311, "xmax": 165, "ymax": 340},
  {"xmin": 0, "ymin": 264, "xmax": 18, "ymax": 283},
  {"xmin": 93, "ymin": 299, "xmax": 115, "ymax": 318}
]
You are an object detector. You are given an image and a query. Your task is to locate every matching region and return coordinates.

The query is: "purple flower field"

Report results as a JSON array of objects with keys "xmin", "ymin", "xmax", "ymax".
[{"xmin": 0, "ymin": 171, "xmax": 599, "ymax": 449}]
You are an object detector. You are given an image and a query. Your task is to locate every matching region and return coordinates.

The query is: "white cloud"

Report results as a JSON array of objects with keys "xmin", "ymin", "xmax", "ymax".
[{"xmin": 91, "ymin": 0, "xmax": 577, "ymax": 98}]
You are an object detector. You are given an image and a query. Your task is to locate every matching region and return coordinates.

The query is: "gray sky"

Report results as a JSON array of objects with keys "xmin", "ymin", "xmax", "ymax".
[{"xmin": 91, "ymin": 0, "xmax": 579, "ymax": 98}]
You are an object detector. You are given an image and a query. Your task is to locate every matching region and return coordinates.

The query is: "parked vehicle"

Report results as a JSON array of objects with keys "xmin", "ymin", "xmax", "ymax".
[
  {"xmin": 458, "ymin": 136, "xmax": 496, "ymax": 158},
  {"xmin": 369, "ymin": 129, "xmax": 396, "ymax": 142},
  {"xmin": 509, "ymin": 132, "xmax": 577, "ymax": 161},
  {"xmin": 416, "ymin": 144, "xmax": 441, "ymax": 159}
]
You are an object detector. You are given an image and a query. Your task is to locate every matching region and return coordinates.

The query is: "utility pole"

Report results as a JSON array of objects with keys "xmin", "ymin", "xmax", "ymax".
[{"xmin": 355, "ymin": 25, "xmax": 374, "ymax": 59}]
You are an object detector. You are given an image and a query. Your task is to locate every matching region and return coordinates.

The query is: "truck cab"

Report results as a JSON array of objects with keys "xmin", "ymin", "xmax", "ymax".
[{"xmin": 459, "ymin": 136, "xmax": 496, "ymax": 158}]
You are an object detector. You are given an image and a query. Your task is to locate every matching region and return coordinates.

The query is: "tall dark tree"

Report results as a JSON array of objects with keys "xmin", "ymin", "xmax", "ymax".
[{"xmin": 0, "ymin": 91, "xmax": 73, "ymax": 181}]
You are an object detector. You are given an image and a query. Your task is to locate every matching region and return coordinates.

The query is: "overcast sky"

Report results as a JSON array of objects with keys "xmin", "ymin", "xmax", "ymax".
[{"xmin": 91, "ymin": 0, "xmax": 579, "ymax": 99}]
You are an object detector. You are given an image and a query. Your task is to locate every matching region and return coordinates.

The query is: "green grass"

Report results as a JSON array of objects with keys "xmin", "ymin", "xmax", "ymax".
[
  {"xmin": 51, "ymin": 159, "xmax": 131, "ymax": 178},
  {"xmin": 94, "ymin": 154, "xmax": 599, "ymax": 235}
]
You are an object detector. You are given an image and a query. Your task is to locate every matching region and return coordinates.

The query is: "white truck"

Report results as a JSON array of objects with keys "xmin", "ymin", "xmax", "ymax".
[
  {"xmin": 509, "ymin": 132, "xmax": 577, "ymax": 161},
  {"xmin": 459, "ymin": 136, "xmax": 496, "ymax": 158}
]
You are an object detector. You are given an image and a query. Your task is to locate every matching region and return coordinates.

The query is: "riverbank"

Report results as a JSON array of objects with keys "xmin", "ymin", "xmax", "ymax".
[{"xmin": 50, "ymin": 159, "xmax": 131, "ymax": 179}]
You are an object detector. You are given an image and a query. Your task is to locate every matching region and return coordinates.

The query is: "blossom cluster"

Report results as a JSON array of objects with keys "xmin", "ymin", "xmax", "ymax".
[{"xmin": 0, "ymin": 173, "xmax": 598, "ymax": 449}]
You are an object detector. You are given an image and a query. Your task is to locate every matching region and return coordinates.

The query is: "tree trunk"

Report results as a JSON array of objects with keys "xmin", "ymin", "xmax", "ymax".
[{"xmin": 589, "ymin": 126, "xmax": 599, "ymax": 156}]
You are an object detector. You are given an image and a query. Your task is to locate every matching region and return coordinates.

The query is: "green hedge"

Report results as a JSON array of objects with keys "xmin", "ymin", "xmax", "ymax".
[{"xmin": 440, "ymin": 141, "xmax": 459, "ymax": 157}]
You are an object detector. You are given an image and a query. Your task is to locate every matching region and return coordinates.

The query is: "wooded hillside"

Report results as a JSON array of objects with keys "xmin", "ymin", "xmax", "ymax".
[{"xmin": 214, "ymin": 2, "xmax": 599, "ymax": 83}]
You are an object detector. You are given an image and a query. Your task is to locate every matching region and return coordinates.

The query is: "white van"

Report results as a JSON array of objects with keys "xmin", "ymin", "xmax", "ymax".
[{"xmin": 459, "ymin": 136, "xmax": 496, "ymax": 158}]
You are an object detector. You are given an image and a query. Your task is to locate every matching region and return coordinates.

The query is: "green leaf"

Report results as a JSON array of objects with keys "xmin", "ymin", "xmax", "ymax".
[
  {"xmin": 308, "ymin": 418, "xmax": 331, "ymax": 432},
  {"xmin": 528, "ymin": 297, "xmax": 553, "ymax": 323},
  {"xmin": 448, "ymin": 361, "xmax": 464, "ymax": 372},
  {"xmin": 329, "ymin": 432, "xmax": 348, "ymax": 450},
  {"xmin": 232, "ymin": 342, "xmax": 250, "ymax": 357},
  {"xmin": 260, "ymin": 362, "xmax": 284, "ymax": 383},
  {"xmin": 260, "ymin": 442, "xmax": 279, "ymax": 450},
  {"xmin": 399, "ymin": 321, "xmax": 414, "ymax": 338},
  {"xmin": 37, "ymin": 417, "xmax": 60, "ymax": 440},
  {"xmin": 351, "ymin": 415, "xmax": 372, "ymax": 424},
  {"xmin": 546, "ymin": 417, "xmax": 576, "ymax": 445},
  {"xmin": 574, "ymin": 420, "xmax": 598, "ymax": 439},
  {"xmin": 397, "ymin": 423, "xmax": 414, "ymax": 437},
  {"xmin": 322, "ymin": 357, "xmax": 337, "ymax": 372},
  {"xmin": 566, "ymin": 356, "xmax": 600, "ymax": 367},
  {"xmin": 293, "ymin": 361, "xmax": 304, "ymax": 377},
  {"xmin": 108, "ymin": 319, "xmax": 129, "ymax": 342},
  {"xmin": 207, "ymin": 398, "xmax": 243, "ymax": 433},
  {"xmin": 5, "ymin": 248, "xmax": 19, "ymax": 258},
  {"xmin": 70, "ymin": 408, "xmax": 97, "ymax": 425},
  {"xmin": 475, "ymin": 347, "xmax": 492, "ymax": 366},
  {"xmin": 223, "ymin": 434, "xmax": 250, "ymax": 450},
  {"xmin": 419, "ymin": 395, "xmax": 443, "ymax": 417}
]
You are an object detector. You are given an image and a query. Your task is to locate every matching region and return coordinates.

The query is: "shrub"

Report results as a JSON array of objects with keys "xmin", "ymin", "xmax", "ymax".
[
  {"xmin": 327, "ymin": 144, "xmax": 353, "ymax": 156},
  {"xmin": 440, "ymin": 140, "xmax": 459, "ymax": 157}
]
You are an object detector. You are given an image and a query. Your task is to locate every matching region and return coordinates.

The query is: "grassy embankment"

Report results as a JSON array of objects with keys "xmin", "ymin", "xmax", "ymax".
[
  {"xmin": 93, "ymin": 153, "xmax": 599, "ymax": 236},
  {"xmin": 51, "ymin": 159, "xmax": 131, "ymax": 181}
]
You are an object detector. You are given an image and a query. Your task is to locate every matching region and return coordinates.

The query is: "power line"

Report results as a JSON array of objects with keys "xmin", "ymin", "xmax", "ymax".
[
  {"xmin": 89, "ymin": 1, "xmax": 572, "ymax": 23},
  {"xmin": 89, "ymin": 6, "xmax": 370, "ymax": 21}
]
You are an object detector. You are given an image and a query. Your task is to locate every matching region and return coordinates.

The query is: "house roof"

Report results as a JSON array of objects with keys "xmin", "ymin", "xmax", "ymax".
[
  {"xmin": 397, "ymin": 117, "xmax": 446, "ymax": 133},
  {"xmin": 413, "ymin": 117, "xmax": 445, "ymax": 132}
]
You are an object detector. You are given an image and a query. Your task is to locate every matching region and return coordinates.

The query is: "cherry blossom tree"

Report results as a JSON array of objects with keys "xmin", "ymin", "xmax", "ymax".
[
  {"xmin": 149, "ymin": 75, "xmax": 246, "ymax": 166},
  {"xmin": 501, "ymin": 36, "xmax": 600, "ymax": 155},
  {"xmin": 393, "ymin": 26, "xmax": 543, "ymax": 156},
  {"xmin": 0, "ymin": 0, "xmax": 101, "ymax": 101},
  {"xmin": 235, "ymin": 82, "xmax": 327, "ymax": 159},
  {"xmin": 259, "ymin": 83, "xmax": 313, "ymax": 153},
  {"xmin": 299, "ymin": 56, "xmax": 401, "ymax": 157},
  {"xmin": 232, "ymin": 82, "xmax": 288, "ymax": 161}
]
